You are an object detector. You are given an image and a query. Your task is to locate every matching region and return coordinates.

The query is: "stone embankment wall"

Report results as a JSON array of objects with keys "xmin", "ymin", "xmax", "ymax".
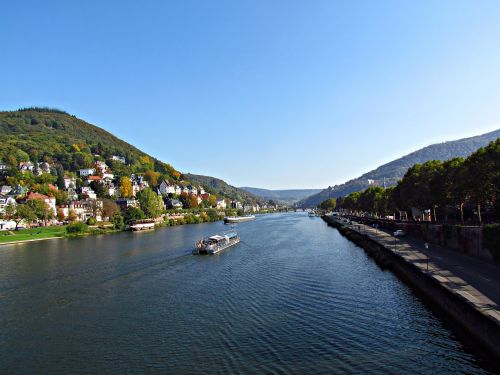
[
  {"xmin": 344, "ymin": 216, "xmax": 495, "ymax": 262},
  {"xmin": 323, "ymin": 215, "xmax": 500, "ymax": 361}
]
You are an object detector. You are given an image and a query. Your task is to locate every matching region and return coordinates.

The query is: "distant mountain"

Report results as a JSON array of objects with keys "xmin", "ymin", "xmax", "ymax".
[
  {"xmin": 240, "ymin": 187, "xmax": 321, "ymax": 205},
  {"xmin": 298, "ymin": 129, "xmax": 500, "ymax": 207},
  {"xmin": 184, "ymin": 174, "xmax": 262, "ymax": 204}
]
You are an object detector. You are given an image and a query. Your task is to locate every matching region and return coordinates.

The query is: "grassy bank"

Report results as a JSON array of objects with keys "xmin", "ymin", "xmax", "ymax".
[{"xmin": 0, "ymin": 226, "xmax": 66, "ymax": 244}]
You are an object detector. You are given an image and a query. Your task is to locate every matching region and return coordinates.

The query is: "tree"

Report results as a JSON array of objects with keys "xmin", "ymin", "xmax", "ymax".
[
  {"xmin": 13, "ymin": 204, "xmax": 36, "ymax": 229},
  {"xmin": 57, "ymin": 208, "xmax": 65, "ymax": 222},
  {"xmin": 119, "ymin": 176, "xmax": 133, "ymax": 198},
  {"xmin": 68, "ymin": 209, "xmax": 78, "ymax": 222},
  {"xmin": 102, "ymin": 199, "xmax": 120, "ymax": 220},
  {"xmin": 26, "ymin": 199, "xmax": 52, "ymax": 226},
  {"xmin": 319, "ymin": 198, "xmax": 336, "ymax": 210},
  {"xmin": 124, "ymin": 207, "xmax": 145, "ymax": 224},
  {"xmin": 136, "ymin": 188, "xmax": 163, "ymax": 218},
  {"xmin": 144, "ymin": 170, "xmax": 160, "ymax": 188}
]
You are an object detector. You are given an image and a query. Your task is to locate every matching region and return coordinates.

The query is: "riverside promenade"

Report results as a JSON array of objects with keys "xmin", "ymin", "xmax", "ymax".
[{"xmin": 323, "ymin": 215, "xmax": 500, "ymax": 359}]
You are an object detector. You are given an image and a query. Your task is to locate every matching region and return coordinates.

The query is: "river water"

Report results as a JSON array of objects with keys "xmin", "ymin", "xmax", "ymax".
[{"xmin": 0, "ymin": 213, "xmax": 492, "ymax": 373}]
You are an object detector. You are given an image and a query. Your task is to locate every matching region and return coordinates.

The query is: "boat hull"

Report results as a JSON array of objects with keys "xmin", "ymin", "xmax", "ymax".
[
  {"xmin": 224, "ymin": 216, "xmax": 255, "ymax": 224},
  {"xmin": 193, "ymin": 237, "xmax": 240, "ymax": 255}
]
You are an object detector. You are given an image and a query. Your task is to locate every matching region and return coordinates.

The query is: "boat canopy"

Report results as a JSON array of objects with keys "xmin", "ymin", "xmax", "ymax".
[{"xmin": 209, "ymin": 235, "xmax": 225, "ymax": 241}]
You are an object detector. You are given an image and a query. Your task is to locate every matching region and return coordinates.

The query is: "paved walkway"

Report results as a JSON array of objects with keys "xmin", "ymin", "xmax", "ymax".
[{"xmin": 331, "ymin": 217, "xmax": 500, "ymax": 324}]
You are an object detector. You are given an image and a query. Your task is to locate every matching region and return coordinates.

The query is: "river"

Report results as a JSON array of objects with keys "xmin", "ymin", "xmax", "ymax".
[{"xmin": 0, "ymin": 213, "xmax": 492, "ymax": 373}]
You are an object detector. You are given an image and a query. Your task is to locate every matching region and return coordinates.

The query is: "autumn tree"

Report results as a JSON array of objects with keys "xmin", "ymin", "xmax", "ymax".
[{"xmin": 119, "ymin": 176, "xmax": 133, "ymax": 198}]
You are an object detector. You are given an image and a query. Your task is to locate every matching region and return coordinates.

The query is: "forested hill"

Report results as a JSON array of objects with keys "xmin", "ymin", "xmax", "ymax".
[
  {"xmin": 0, "ymin": 108, "xmax": 178, "ymax": 177},
  {"xmin": 297, "ymin": 129, "xmax": 500, "ymax": 208},
  {"xmin": 184, "ymin": 174, "xmax": 262, "ymax": 204},
  {"xmin": 239, "ymin": 187, "xmax": 322, "ymax": 205}
]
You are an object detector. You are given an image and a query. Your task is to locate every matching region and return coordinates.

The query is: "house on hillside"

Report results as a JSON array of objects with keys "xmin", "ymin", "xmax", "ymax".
[
  {"xmin": 81, "ymin": 186, "xmax": 97, "ymax": 200},
  {"xmin": 79, "ymin": 168, "xmax": 96, "ymax": 177},
  {"xmin": 0, "ymin": 161, "xmax": 8, "ymax": 174},
  {"xmin": 63, "ymin": 176, "xmax": 77, "ymax": 189},
  {"xmin": 231, "ymin": 201, "xmax": 243, "ymax": 210},
  {"xmin": 1, "ymin": 185, "xmax": 12, "ymax": 195},
  {"xmin": 36, "ymin": 162, "xmax": 51, "ymax": 175},
  {"xmin": 19, "ymin": 161, "xmax": 34, "ymax": 172},
  {"xmin": 216, "ymin": 199, "xmax": 226, "ymax": 209},
  {"xmin": 112, "ymin": 155, "xmax": 126, "ymax": 164},
  {"xmin": 166, "ymin": 198, "xmax": 183, "ymax": 209},
  {"xmin": 159, "ymin": 180, "xmax": 176, "ymax": 195},
  {"xmin": 117, "ymin": 198, "xmax": 138, "ymax": 210}
]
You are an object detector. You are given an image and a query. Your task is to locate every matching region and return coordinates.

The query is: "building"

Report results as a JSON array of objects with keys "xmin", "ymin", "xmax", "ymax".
[
  {"xmin": 116, "ymin": 198, "xmax": 138, "ymax": 210},
  {"xmin": 0, "ymin": 195, "xmax": 16, "ymax": 214},
  {"xmin": 79, "ymin": 168, "xmax": 96, "ymax": 177},
  {"xmin": 19, "ymin": 161, "xmax": 34, "ymax": 172},
  {"xmin": 231, "ymin": 201, "xmax": 243, "ymax": 210},
  {"xmin": 216, "ymin": 199, "xmax": 227, "ymax": 209},
  {"xmin": 112, "ymin": 155, "xmax": 126, "ymax": 164},
  {"xmin": 63, "ymin": 176, "xmax": 76, "ymax": 189},
  {"xmin": 1, "ymin": 185, "xmax": 12, "ymax": 195},
  {"xmin": 159, "ymin": 180, "xmax": 176, "ymax": 195},
  {"xmin": 166, "ymin": 198, "xmax": 183, "ymax": 209},
  {"xmin": 81, "ymin": 186, "xmax": 97, "ymax": 200},
  {"xmin": 0, "ymin": 161, "xmax": 8, "ymax": 174}
]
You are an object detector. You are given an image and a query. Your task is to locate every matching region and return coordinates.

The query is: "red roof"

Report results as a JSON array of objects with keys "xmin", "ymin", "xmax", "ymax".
[
  {"xmin": 87, "ymin": 176, "xmax": 102, "ymax": 181},
  {"xmin": 27, "ymin": 192, "xmax": 50, "ymax": 200}
]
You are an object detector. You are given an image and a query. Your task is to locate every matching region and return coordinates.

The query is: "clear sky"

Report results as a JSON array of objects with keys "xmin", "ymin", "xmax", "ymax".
[{"xmin": 2, "ymin": 1, "xmax": 500, "ymax": 189}]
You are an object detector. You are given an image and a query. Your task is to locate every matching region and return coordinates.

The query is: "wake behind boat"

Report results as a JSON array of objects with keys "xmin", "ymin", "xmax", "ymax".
[
  {"xmin": 193, "ymin": 231, "xmax": 240, "ymax": 255},
  {"xmin": 224, "ymin": 215, "xmax": 256, "ymax": 224}
]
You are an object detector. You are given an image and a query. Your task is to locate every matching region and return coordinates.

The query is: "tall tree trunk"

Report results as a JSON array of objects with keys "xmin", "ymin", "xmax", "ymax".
[
  {"xmin": 460, "ymin": 203, "xmax": 464, "ymax": 224},
  {"xmin": 477, "ymin": 203, "xmax": 482, "ymax": 226},
  {"xmin": 433, "ymin": 205, "xmax": 437, "ymax": 223}
]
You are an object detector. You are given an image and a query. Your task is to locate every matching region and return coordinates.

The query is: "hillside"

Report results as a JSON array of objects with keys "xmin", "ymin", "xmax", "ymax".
[
  {"xmin": 184, "ymin": 174, "xmax": 262, "ymax": 204},
  {"xmin": 298, "ymin": 129, "xmax": 500, "ymax": 207},
  {"xmin": 240, "ymin": 187, "xmax": 321, "ymax": 205},
  {"xmin": 0, "ymin": 108, "xmax": 260, "ymax": 203},
  {"xmin": 0, "ymin": 107, "xmax": 178, "ymax": 177}
]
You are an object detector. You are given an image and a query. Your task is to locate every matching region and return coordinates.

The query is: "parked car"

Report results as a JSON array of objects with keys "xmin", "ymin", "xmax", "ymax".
[{"xmin": 393, "ymin": 229, "xmax": 405, "ymax": 237}]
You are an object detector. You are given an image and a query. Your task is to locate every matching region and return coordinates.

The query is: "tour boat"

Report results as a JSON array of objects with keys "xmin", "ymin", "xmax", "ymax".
[
  {"xmin": 223, "ymin": 215, "xmax": 256, "ymax": 224},
  {"xmin": 129, "ymin": 219, "xmax": 155, "ymax": 231},
  {"xmin": 193, "ymin": 231, "xmax": 240, "ymax": 255}
]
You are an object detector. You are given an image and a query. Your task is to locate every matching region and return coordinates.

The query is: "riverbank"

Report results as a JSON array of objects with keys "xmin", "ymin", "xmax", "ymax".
[{"xmin": 322, "ymin": 214, "xmax": 500, "ymax": 361}]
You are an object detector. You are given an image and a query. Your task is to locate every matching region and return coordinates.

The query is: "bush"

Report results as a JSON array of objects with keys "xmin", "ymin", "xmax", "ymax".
[
  {"xmin": 110, "ymin": 214, "xmax": 124, "ymax": 230},
  {"xmin": 66, "ymin": 221, "xmax": 88, "ymax": 234},
  {"xmin": 86, "ymin": 217, "xmax": 97, "ymax": 225}
]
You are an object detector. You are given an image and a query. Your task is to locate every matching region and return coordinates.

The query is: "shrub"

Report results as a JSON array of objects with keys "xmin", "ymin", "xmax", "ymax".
[
  {"xmin": 66, "ymin": 221, "xmax": 88, "ymax": 234},
  {"xmin": 86, "ymin": 217, "xmax": 97, "ymax": 225}
]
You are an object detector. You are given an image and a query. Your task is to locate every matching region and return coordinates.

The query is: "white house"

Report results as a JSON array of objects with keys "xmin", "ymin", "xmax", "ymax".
[
  {"xmin": 79, "ymin": 168, "xmax": 96, "ymax": 177},
  {"xmin": 216, "ymin": 199, "xmax": 227, "ymax": 209},
  {"xmin": 0, "ymin": 196, "xmax": 16, "ymax": 214},
  {"xmin": 112, "ymin": 155, "xmax": 126, "ymax": 163},
  {"xmin": 159, "ymin": 181, "xmax": 176, "ymax": 195},
  {"xmin": 81, "ymin": 186, "xmax": 97, "ymax": 200},
  {"xmin": 19, "ymin": 161, "xmax": 34, "ymax": 172},
  {"xmin": 63, "ymin": 176, "xmax": 77, "ymax": 189},
  {"xmin": 1, "ymin": 185, "xmax": 12, "ymax": 195}
]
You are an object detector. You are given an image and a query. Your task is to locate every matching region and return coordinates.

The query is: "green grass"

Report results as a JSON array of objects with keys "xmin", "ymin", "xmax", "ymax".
[{"xmin": 0, "ymin": 225, "xmax": 66, "ymax": 244}]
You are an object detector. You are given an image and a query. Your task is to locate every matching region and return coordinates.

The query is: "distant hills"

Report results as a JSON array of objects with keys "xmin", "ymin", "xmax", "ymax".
[
  {"xmin": 240, "ymin": 187, "xmax": 322, "ymax": 205},
  {"xmin": 297, "ymin": 129, "xmax": 500, "ymax": 208},
  {"xmin": 184, "ymin": 174, "xmax": 263, "ymax": 204}
]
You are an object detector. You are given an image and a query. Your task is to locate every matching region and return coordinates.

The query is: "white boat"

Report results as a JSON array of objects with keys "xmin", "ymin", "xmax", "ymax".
[
  {"xmin": 193, "ymin": 231, "xmax": 240, "ymax": 255},
  {"xmin": 223, "ymin": 215, "xmax": 256, "ymax": 224},
  {"xmin": 129, "ymin": 219, "xmax": 155, "ymax": 231}
]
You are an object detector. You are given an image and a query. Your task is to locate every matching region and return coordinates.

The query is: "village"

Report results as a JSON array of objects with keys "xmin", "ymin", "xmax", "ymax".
[{"xmin": 0, "ymin": 156, "xmax": 279, "ymax": 231}]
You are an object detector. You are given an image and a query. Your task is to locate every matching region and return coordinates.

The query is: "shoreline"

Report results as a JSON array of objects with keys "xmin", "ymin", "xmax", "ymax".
[
  {"xmin": 322, "ymin": 214, "xmax": 500, "ymax": 362},
  {"xmin": 0, "ymin": 236, "xmax": 65, "ymax": 246}
]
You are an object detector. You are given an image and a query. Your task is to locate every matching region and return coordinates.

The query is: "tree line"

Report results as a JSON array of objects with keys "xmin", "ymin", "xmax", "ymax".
[{"xmin": 323, "ymin": 138, "xmax": 500, "ymax": 224}]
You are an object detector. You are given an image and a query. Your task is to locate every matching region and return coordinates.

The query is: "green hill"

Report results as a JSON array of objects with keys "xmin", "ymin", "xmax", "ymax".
[
  {"xmin": 0, "ymin": 107, "xmax": 178, "ymax": 177},
  {"xmin": 0, "ymin": 108, "xmax": 260, "ymax": 203},
  {"xmin": 298, "ymin": 129, "xmax": 500, "ymax": 207}
]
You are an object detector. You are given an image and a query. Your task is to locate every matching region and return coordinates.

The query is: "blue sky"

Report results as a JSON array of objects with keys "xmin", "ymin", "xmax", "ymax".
[{"xmin": 2, "ymin": 0, "xmax": 500, "ymax": 189}]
